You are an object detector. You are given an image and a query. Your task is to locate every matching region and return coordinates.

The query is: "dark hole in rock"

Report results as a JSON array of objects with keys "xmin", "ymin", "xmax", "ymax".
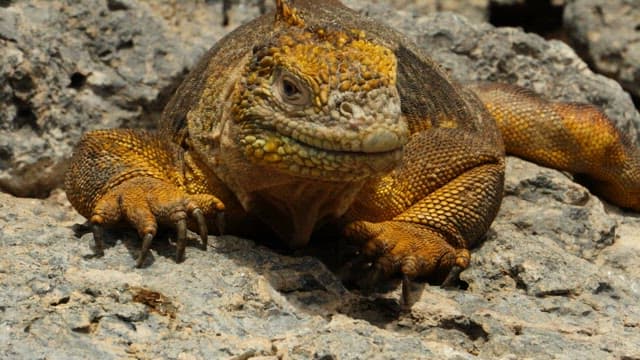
[
  {"xmin": 11, "ymin": 74, "xmax": 35, "ymax": 93},
  {"xmin": 117, "ymin": 39, "xmax": 133, "ymax": 50},
  {"xmin": 14, "ymin": 105, "xmax": 38, "ymax": 131},
  {"xmin": 107, "ymin": 0, "xmax": 128, "ymax": 11},
  {"xmin": 222, "ymin": 0, "xmax": 231, "ymax": 27},
  {"xmin": 69, "ymin": 72, "xmax": 87, "ymax": 89},
  {"xmin": 0, "ymin": 144, "xmax": 12, "ymax": 161},
  {"xmin": 489, "ymin": 0, "xmax": 564, "ymax": 40}
]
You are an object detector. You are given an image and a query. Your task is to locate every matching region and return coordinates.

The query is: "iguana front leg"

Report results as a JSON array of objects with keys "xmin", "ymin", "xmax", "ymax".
[
  {"xmin": 342, "ymin": 128, "xmax": 504, "ymax": 302},
  {"xmin": 64, "ymin": 129, "xmax": 225, "ymax": 267}
]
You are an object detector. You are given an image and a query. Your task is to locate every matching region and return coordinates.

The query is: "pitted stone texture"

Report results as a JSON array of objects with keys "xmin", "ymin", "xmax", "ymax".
[
  {"xmin": 3, "ymin": 156, "xmax": 640, "ymax": 359},
  {"xmin": 564, "ymin": 0, "xmax": 640, "ymax": 101},
  {"xmin": 0, "ymin": 0, "xmax": 237, "ymax": 198}
]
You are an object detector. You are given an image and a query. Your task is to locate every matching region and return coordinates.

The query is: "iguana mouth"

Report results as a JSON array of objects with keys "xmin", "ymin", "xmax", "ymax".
[
  {"xmin": 240, "ymin": 126, "xmax": 405, "ymax": 180},
  {"xmin": 291, "ymin": 126, "xmax": 405, "ymax": 154}
]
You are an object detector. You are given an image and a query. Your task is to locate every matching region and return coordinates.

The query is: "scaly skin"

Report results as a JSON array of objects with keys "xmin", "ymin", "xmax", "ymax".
[{"xmin": 64, "ymin": 0, "xmax": 640, "ymax": 303}]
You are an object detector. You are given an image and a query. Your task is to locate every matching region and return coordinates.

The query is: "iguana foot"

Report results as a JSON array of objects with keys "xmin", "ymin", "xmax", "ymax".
[
  {"xmin": 344, "ymin": 220, "xmax": 470, "ymax": 304},
  {"xmin": 89, "ymin": 177, "xmax": 225, "ymax": 267}
]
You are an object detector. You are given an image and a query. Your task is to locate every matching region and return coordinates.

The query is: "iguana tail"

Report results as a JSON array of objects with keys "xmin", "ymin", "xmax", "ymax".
[{"xmin": 469, "ymin": 82, "xmax": 640, "ymax": 211}]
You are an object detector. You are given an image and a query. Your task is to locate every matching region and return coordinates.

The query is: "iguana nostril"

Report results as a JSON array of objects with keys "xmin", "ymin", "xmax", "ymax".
[
  {"xmin": 340, "ymin": 101, "xmax": 353, "ymax": 115},
  {"xmin": 340, "ymin": 101, "xmax": 365, "ymax": 119},
  {"xmin": 362, "ymin": 129, "xmax": 401, "ymax": 153}
]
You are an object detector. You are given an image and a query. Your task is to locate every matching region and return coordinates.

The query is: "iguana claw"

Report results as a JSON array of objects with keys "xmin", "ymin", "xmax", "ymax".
[
  {"xmin": 91, "ymin": 223, "xmax": 105, "ymax": 257},
  {"xmin": 401, "ymin": 274, "xmax": 412, "ymax": 306},
  {"xmin": 192, "ymin": 208, "xmax": 208, "ymax": 249},
  {"xmin": 441, "ymin": 265, "xmax": 464, "ymax": 289},
  {"xmin": 136, "ymin": 233, "xmax": 154, "ymax": 268}
]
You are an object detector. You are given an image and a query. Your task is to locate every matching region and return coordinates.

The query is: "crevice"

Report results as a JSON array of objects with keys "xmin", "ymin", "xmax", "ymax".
[
  {"xmin": 71, "ymin": 315, "xmax": 101, "ymax": 334},
  {"xmin": 593, "ymin": 282, "xmax": 619, "ymax": 300},
  {"xmin": 535, "ymin": 289, "xmax": 572, "ymax": 298},
  {"xmin": 50, "ymin": 296, "xmax": 70, "ymax": 306},
  {"xmin": 116, "ymin": 39, "xmax": 133, "ymax": 51},
  {"xmin": 507, "ymin": 265, "xmax": 528, "ymax": 291},
  {"xmin": 489, "ymin": 0, "xmax": 565, "ymax": 40},
  {"xmin": 107, "ymin": 0, "xmax": 129, "ymax": 11},
  {"xmin": 12, "ymin": 98, "xmax": 38, "ymax": 131},
  {"xmin": 0, "ymin": 143, "xmax": 13, "ymax": 165},
  {"xmin": 512, "ymin": 324, "xmax": 523, "ymax": 335},
  {"xmin": 222, "ymin": 0, "xmax": 232, "ymax": 27},
  {"xmin": 339, "ymin": 297, "xmax": 403, "ymax": 329},
  {"xmin": 10, "ymin": 72, "xmax": 35, "ymax": 93},
  {"xmin": 439, "ymin": 317, "xmax": 489, "ymax": 342}
]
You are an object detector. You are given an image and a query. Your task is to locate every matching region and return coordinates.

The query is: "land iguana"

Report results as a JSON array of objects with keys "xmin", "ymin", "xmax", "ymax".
[{"xmin": 64, "ymin": 0, "xmax": 640, "ymax": 303}]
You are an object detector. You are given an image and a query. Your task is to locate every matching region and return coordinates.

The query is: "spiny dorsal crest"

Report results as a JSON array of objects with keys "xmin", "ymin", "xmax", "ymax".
[{"xmin": 275, "ymin": 0, "xmax": 305, "ymax": 27}]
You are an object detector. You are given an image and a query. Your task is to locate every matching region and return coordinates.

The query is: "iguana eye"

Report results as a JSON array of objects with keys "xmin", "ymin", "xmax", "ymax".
[
  {"xmin": 282, "ymin": 79, "xmax": 299, "ymax": 98},
  {"xmin": 275, "ymin": 72, "xmax": 310, "ymax": 106}
]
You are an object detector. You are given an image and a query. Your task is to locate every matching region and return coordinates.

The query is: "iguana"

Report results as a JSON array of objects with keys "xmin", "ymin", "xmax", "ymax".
[{"xmin": 64, "ymin": 0, "xmax": 640, "ymax": 303}]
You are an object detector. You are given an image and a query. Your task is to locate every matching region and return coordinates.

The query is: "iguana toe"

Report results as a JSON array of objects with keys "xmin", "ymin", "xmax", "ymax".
[
  {"xmin": 344, "ymin": 219, "xmax": 469, "ymax": 302},
  {"xmin": 136, "ymin": 233, "xmax": 155, "ymax": 268},
  {"xmin": 87, "ymin": 177, "xmax": 224, "ymax": 266}
]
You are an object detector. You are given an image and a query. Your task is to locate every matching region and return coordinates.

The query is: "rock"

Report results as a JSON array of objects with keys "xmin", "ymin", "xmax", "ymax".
[
  {"xmin": 564, "ymin": 0, "xmax": 640, "ymax": 102},
  {"xmin": 344, "ymin": 0, "xmax": 489, "ymax": 23},
  {"xmin": 3, "ymin": 157, "xmax": 640, "ymax": 358},
  {"xmin": 0, "ymin": 190, "xmax": 475, "ymax": 359},
  {"xmin": 0, "ymin": 0, "xmax": 242, "ymax": 198},
  {"xmin": 490, "ymin": 0, "xmax": 565, "ymax": 5}
]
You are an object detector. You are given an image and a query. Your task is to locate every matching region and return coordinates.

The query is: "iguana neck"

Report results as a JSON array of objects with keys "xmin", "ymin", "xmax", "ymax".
[{"xmin": 246, "ymin": 179, "xmax": 365, "ymax": 248}]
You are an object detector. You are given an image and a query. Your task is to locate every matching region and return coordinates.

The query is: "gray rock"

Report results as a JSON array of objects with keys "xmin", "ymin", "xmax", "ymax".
[
  {"xmin": 344, "ymin": 0, "xmax": 489, "ymax": 23},
  {"xmin": 3, "ymin": 157, "xmax": 640, "ymax": 359},
  {"xmin": 0, "ymin": 0, "xmax": 244, "ymax": 198},
  {"xmin": 0, "ymin": 190, "xmax": 475, "ymax": 359},
  {"xmin": 564, "ymin": 0, "xmax": 640, "ymax": 101}
]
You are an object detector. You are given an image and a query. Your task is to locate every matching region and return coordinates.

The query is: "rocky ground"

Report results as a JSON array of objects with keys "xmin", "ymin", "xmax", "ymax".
[{"xmin": 2, "ymin": 0, "xmax": 640, "ymax": 359}]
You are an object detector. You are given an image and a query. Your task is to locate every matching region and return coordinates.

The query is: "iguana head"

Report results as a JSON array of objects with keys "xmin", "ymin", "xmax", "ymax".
[{"xmin": 231, "ymin": 0, "xmax": 408, "ymax": 181}]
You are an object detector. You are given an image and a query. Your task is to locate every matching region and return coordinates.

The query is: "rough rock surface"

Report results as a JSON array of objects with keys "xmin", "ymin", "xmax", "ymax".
[
  {"xmin": 2, "ymin": 1, "xmax": 640, "ymax": 359},
  {"xmin": 0, "ymin": 0, "xmax": 254, "ymax": 198},
  {"xmin": 563, "ymin": 0, "xmax": 640, "ymax": 102},
  {"xmin": 350, "ymin": 0, "xmax": 489, "ymax": 23},
  {"xmin": 2, "ymin": 162, "xmax": 640, "ymax": 359}
]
